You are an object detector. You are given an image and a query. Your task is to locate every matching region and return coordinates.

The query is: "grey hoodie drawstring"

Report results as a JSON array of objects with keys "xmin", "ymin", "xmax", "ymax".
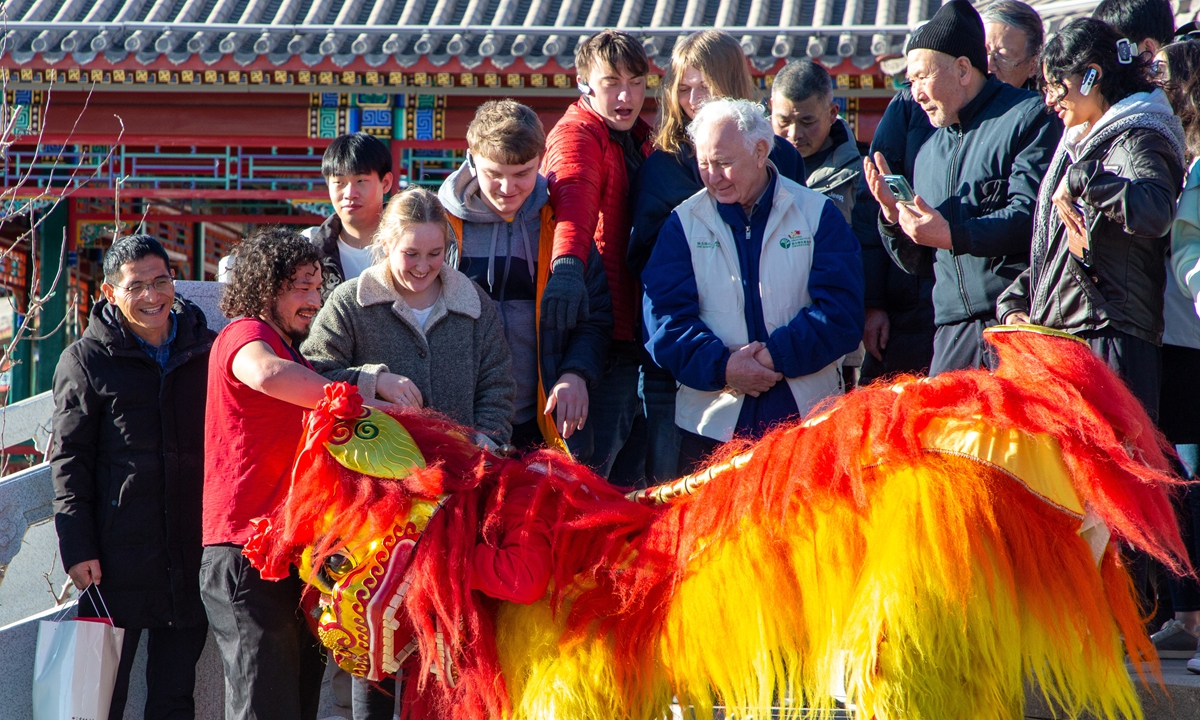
[
  {"xmin": 519, "ymin": 217, "xmax": 535, "ymax": 280},
  {"xmin": 486, "ymin": 222, "xmax": 500, "ymax": 292},
  {"xmin": 486, "ymin": 216, "xmax": 536, "ymax": 292}
]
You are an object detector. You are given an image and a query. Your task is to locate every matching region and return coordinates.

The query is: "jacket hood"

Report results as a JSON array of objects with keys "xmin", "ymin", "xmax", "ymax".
[
  {"xmin": 1066, "ymin": 89, "xmax": 1185, "ymax": 162},
  {"xmin": 439, "ymin": 152, "xmax": 549, "ymax": 224},
  {"xmin": 86, "ymin": 295, "xmax": 213, "ymax": 355}
]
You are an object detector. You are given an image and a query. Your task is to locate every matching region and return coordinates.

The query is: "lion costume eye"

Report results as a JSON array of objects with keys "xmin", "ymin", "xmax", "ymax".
[{"xmin": 325, "ymin": 552, "xmax": 355, "ymax": 577}]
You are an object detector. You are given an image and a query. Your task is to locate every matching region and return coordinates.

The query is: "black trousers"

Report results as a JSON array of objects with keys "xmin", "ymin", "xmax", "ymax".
[
  {"xmin": 1080, "ymin": 327, "xmax": 1162, "ymax": 420},
  {"xmin": 352, "ymin": 675, "xmax": 397, "ymax": 720},
  {"xmin": 678, "ymin": 428, "xmax": 723, "ymax": 477},
  {"xmin": 199, "ymin": 545, "xmax": 325, "ymax": 720},
  {"xmin": 929, "ymin": 318, "xmax": 998, "ymax": 376},
  {"xmin": 859, "ymin": 329, "xmax": 936, "ymax": 382},
  {"xmin": 100, "ymin": 622, "xmax": 208, "ymax": 720}
]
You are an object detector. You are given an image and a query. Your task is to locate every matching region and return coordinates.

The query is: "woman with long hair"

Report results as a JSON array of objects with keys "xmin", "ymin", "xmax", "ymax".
[
  {"xmin": 996, "ymin": 17, "xmax": 1185, "ymax": 415},
  {"xmin": 628, "ymin": 30, "xmax": 805, "ymax": 485},
  {"xmin": 1143, "ymin": 37, "xmax": 1200, "ymax": 670}
]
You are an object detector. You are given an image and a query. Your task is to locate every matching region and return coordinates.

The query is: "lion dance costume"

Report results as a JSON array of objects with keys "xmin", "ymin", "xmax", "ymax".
[{"xmin": 245, "ymin": 326, "xmax": 1190, "ymax": 720}]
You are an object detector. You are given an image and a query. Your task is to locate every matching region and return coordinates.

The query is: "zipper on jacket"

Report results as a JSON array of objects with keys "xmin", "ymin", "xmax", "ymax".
[
  {"xmin": 947, "ymin": 126, "xmax": 975, "ymax": 318},
  {"xmin": 498, "ymin": 220, "xmax": 513, "ymax": 336},
  {"xmin": 156, "ymin": 360, "xmax": 176, "ymax": 622}
]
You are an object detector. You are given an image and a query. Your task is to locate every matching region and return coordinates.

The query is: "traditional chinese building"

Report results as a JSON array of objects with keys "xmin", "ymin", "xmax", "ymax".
[{"xmin": 0, "ymin": 0, "xmax": 1169, "ymax": 398}]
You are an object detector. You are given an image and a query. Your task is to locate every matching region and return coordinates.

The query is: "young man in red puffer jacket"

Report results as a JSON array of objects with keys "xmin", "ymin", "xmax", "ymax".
[{"xmin": 540, "ymin": 29, "xmax": 653, "ymax": 485}]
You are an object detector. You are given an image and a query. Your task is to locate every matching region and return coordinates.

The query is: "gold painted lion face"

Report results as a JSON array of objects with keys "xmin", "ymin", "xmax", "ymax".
[
  {"xmin": 301, "ymin": 498, "xmax": 440, "ymax": 681},
  {"xmin": 297, "ymin": 405, "xmax": 437, "ymax": 681}
]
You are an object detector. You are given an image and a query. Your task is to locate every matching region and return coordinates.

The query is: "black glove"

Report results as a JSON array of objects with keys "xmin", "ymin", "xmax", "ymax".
[{"xmin": 541, "ymin": 256, "xmax": 590, "ymax": 331}]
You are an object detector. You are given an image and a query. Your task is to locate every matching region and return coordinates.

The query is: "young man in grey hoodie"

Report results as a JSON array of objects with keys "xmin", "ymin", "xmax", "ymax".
[{"xmin": 438, "ymin": 100, "xmax": 613, "ymax": 463}]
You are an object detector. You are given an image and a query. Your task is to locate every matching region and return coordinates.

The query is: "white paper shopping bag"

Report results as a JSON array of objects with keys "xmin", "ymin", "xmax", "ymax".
[{"xmin": 32, "ymin": 585, "xmax": 125, "ymax": 720}]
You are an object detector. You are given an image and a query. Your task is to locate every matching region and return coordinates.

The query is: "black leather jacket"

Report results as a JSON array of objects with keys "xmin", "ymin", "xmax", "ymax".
[{"xmin": 997, "ymin": 125, "xmax": 1184, "ymax": 344}]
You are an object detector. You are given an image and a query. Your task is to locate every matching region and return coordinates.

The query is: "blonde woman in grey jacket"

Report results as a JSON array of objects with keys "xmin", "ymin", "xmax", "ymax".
[{"xmin": 301, "ymin": 187, "xmax": 516, "ymax": 446}]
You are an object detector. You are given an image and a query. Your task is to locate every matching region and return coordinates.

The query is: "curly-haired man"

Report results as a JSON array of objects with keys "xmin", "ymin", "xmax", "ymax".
[{"xmin": 200, "ymin": 227, "xmax": 386, "ymax": 720}]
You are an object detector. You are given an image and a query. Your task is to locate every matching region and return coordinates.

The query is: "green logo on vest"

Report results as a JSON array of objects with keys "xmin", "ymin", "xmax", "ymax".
[
  {"xmin": 695, "ymin": 239, "xmax": 721, "ymax": 249},
  {"xmin": 780, "ymin": 231, "xmax": 811, "ymax": 249}
]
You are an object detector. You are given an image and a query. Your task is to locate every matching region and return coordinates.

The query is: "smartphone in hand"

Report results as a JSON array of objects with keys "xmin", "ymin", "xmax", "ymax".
[{"xmin": 882, "ymin": 174, "xmax": 917, "ymax": 206}]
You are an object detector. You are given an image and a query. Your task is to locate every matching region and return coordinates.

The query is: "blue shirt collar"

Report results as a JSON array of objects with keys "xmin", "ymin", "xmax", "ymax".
[{"xmin": 135, "ymin": 312, "xmax": 176, "ymax": 368}]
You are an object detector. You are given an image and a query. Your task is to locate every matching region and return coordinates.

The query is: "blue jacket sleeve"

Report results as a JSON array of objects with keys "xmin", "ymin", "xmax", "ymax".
[
  {"xmin": 642, "ymin": 212, "xmax": 730, "ymax": 391},
  {"xmin": 765, "ymin": 200, "xmax": 866, "ymax": 378},
  {"xmin": 629, "ymin": 151, "xmax": 701, "ymax": 282}
]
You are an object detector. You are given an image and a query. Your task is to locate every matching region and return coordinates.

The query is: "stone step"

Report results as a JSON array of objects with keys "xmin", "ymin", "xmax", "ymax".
[{"xmin": 1025, "ymin": 660, "xmax": 1200, "ymax": 720}]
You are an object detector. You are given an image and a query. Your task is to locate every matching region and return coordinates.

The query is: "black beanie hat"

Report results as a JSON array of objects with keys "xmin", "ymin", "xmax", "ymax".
[{"xmin": 908, "ymin": 0, "xmax": 989, "ymax": 74}]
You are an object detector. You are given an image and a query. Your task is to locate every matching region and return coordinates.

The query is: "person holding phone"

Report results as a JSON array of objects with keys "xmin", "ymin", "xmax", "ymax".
[
  {"xmin": 996, "ymin": 18, "xmax": 1185, "ymax": 418},
  {"xmin": 862, "ymin": 0, "xmax": 1061, "ymax": 376}
]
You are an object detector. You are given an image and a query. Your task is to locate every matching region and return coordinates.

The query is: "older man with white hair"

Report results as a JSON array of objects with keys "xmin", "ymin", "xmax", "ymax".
[{"xmin": 642, "ymin": 97, "xmax": 864, "ymax": 471}]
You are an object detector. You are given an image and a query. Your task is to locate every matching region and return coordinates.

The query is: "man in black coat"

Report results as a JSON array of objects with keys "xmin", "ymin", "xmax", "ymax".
[
  {"xmin": 51, "ymin": 235, "xmax": 215, "ymax": 720},
  {"xmin": 863, "ymin": 0, "xmax": 1061, "ymax": 375}
]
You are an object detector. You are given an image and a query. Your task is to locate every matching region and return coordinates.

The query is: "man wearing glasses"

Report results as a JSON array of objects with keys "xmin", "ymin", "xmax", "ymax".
[
  {"xmin": 982, "ymin": 0, "xmax": 1045, "ymax": 90},
  {"xmin": 50, "ymin": 234, "xmax": 215, "ymax": 720}
]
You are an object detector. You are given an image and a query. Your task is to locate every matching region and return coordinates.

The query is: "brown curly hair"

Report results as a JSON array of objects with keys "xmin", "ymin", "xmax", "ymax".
[
  {"xmin": 219, "ymin": 226, "xmax": 321, "ymax": 319},
  {"xmin": 1162, "ymin": 39, "xmax": 1200, "ymax": 164}
]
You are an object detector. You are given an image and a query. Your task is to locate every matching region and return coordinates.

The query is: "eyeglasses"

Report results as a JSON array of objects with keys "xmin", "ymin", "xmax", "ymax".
[
  {"xmin": 987, "ymin": 49, "xmax": 1032, "ymax": 74},
  {"xmin": 113, "ymin": 276, "xmax": 174, "ymax": 297},
  {"xmin": 1151, "ymin": 59, "xmax": 1169, "ymax": 82}
]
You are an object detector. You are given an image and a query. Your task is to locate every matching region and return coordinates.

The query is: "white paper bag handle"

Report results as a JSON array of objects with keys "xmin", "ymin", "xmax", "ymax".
[
  {"xmin": 48, "ymin": 601, "xmax": 74, "ymax": 623},
  {"xmin": 82, "ymin": 583, "xmax": 115, "ymax": 621}
]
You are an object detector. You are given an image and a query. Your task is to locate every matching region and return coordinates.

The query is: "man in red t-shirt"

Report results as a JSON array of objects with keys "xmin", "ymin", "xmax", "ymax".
[{"xmin": 200, "ymin": 228, "xmax": 386, "ymax": 720}]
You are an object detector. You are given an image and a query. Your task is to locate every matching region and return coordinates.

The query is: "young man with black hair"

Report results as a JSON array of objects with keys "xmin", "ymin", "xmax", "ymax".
[
  {"xmin": 1093, "ymin": 0, "xmax": 1176, "ymax": 56},
  {"xmin": 201, "ymin": 228, "xmax": 388, "ymax": 720},
  {"xmin": 305, "ymin": 132, "xmax": 395, "ymax": 289},
  {"xmin": 51, "ymin": 235, "xmax": 215, "ymax": 720}
]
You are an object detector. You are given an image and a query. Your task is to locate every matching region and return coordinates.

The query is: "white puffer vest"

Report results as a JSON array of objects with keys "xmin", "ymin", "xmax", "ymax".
[{"xmin": 675, "ymin": 173, "xmax": 841, "ymax": 441}]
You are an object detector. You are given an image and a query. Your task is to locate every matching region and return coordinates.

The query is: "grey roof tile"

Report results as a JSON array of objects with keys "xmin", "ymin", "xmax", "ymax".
[{"xmin": 3, "ymin": 0, "xmax": 1183, "ymax": 73}]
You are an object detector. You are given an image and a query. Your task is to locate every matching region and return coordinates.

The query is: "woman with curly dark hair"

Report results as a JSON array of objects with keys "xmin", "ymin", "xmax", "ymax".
[
  {"xmin": 997, "ymin": 17, "xmax": 1185, "ymax": 416},
  {"xmin": 202, "ymin": 226, "xmax": 387, "ymax": 720}
]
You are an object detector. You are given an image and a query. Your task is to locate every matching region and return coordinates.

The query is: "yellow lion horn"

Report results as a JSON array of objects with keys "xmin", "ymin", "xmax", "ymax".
[{"xmin": 325, "ymin": 408, "xmax": 426, "ymax": 479}]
